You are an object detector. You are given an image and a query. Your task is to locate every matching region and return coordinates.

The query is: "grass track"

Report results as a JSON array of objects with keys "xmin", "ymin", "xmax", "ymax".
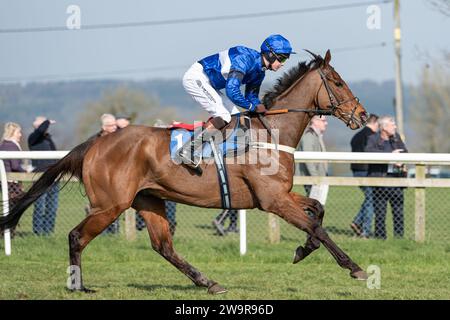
[{"xmin": 1, "ymin": 235, "xmax": 449, "ymax": 299}]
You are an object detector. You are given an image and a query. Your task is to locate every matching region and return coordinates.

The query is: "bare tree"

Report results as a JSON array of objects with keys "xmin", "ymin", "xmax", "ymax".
[
  {"xmin": 76, "ymin": 86, "xmax": 178, "ymax": 140},
  {"xmin": 409, "ymin": 61, "xmax": 450, "ymax": 152}
]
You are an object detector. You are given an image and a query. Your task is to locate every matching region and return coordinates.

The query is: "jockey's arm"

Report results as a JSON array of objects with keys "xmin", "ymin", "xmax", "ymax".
[
  {"xmin": 244, "ymin": 78, "xmax": 263, "ymax": 107},
  {"xmin": 225, "ymin": 70, "xmax": 257, "ymax": 111}
]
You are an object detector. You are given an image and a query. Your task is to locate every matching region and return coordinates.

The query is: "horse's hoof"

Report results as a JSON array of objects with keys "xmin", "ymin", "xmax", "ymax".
[
  {"xmin": 351, "ymin": 270, "xmax": 368, "ymax": 281},
  {"xmin": 293, "ymin": 246, "xmax": 305, "ymax": 264},
  {"xmin": 208, "ymin": 283, "xmax": 227, "ymax": 295}
]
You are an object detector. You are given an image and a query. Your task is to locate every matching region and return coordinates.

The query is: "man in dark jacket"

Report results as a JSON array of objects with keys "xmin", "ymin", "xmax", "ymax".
[
  {"xmin": 365, "ymin": 116, "xmax": 408, "ymax": 239},
  {"xmin": 28, "ymin": 116, "xmax": 59, "ymax": 235},
  {"xmin": 349, "ymin": 114, "xmax": 378, "ymax": 238}
]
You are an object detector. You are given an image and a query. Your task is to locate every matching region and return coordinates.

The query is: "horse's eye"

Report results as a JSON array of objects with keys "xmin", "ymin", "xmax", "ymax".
[{"xmin": 335, "ymin": 81, "xmax": 343, "ymax": 87}]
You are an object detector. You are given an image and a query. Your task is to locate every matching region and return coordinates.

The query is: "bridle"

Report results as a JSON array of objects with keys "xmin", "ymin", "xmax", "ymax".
[
  {"xmin": 316, "ymin": 68, "xmax": 360, "ymax": 127},
  {"xmin": 265, "ymin": 67, "xmax": 361, "ymax": 128}
]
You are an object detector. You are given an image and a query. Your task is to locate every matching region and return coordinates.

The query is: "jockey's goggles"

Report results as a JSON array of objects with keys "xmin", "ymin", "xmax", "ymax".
[{"xmin": 275, "ymin": 53, "xmax": 290, "ymax": 64}]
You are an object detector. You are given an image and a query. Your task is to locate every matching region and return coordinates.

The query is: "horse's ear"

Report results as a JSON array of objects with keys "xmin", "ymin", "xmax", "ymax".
[{"xmin": 324, "ymin": 49, "xmax": 332, "ymax": 65}]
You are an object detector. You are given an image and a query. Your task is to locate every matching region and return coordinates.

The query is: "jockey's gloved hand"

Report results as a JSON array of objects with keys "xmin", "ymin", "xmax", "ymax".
[{"xmin": 254, "ymin": 104, "xmax": 268, "ymax": 114}]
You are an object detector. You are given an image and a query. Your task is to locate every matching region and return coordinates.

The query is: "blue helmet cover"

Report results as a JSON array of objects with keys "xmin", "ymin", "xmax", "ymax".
[{"xmin": 260, "ymin": 34, "xmax": 295, "ymax": 55}]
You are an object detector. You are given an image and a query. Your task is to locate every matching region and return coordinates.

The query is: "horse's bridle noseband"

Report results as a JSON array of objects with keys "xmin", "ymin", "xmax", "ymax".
[{"xmin": 316, "ymin": 68, "xmax": 360, "ymax": 127}]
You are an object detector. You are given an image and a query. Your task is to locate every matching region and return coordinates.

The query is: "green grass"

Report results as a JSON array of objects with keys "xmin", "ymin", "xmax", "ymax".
[
  {"xmin": 1, "ymin": 233, "xmax": 449, "ymax": 299},
  {"xmin": 1, "ymin": 185, "xmax": 449, "ymax": 299}
]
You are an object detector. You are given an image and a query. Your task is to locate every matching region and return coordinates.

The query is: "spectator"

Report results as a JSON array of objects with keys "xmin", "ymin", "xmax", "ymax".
[
  {"xmin": 298, "ymin": 116, "xmax": 329, "ymax": 206},
  {"xmin": 87, "ymin": 113, "xmax": 118, "ymax": 141},
  {"xmin": 0, "ymin": 122, "xmax": 26, "ymax": 237},
  {"xmin": 116, "ymin": 114, "xmax": 131, "ymax": 129},
  {"xmin": 212, "ymin": 209, "xmax": 238, "ymax": 236},
  {"xmin": 350, "ymin": 114, "xmax": 379, "ymax": 239},
  {"xmin": 99, "ymin": 113, "xmax": 118, "ymax": 136},
  {"xmin": 365, "ymin": 116, "xmax": 408, "ymax": 240},
  {"xmin": 136, "ymin": 120, "xmax": 177, "ymax": 236},
  {"xmin": 28, "ymin": 116, "xmax": 59, "ymax": 236}
]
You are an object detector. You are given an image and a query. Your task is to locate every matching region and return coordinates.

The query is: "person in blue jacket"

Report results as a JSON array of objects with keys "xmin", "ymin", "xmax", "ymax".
[{"xmin": 177, "ymin": 34, "xmax": 295, "ymax": 172}]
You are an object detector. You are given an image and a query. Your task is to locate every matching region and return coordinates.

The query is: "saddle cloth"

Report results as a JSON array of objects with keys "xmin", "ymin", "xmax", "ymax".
[{"xmin": 169, "ymin": 114, "xmax": 250, "ymax": 160}]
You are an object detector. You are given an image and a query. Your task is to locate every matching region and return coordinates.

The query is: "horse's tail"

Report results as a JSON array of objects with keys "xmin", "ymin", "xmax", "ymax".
[{"xmin": 0, "ymin": 136, "xmax": 97, "ymax": 231}]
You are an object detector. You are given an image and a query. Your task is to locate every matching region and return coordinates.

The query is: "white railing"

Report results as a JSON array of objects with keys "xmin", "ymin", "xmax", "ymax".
[
  {"xmin": 295, "ymin": 152, "xmax": 450, "ymax": 165},
  {"xmin": 2, "ymin": 150, "xmax": 450, "ymax": 163},
  {"xmin": 0, "ymin": 151, "xmax": 69, "ymax": 160},
  {"xmin": 0, "ymin": 160, "xmax": 11, "ymax": 255},
  {"xmin": 2, "ymin": 151, "xmax": 450, "ymax": 256},
  {"xmin": 1, "ymin": 151, "xmax": 67, "ymax": 256}
]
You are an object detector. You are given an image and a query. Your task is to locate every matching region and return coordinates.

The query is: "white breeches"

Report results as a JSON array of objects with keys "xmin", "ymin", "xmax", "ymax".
[{"xmin": 182, "ymin": 62, "xmax": 240, "ymax": 123}]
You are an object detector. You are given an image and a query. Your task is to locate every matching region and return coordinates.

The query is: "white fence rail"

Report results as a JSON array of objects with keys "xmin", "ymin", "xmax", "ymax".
[{"xmin": 2, "ymin": 150, "xmax": 450, "ymax": 163}]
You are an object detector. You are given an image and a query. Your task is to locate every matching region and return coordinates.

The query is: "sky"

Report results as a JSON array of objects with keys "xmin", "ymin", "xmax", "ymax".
[{"xmin": 0, "ymin": 0, "xmax": 449, "ymax": 85}]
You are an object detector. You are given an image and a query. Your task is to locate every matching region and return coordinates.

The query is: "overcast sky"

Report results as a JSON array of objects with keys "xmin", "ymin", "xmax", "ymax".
[{"xmin": 0, "ymin": 0, "xmax": 449, "ymax": 85}]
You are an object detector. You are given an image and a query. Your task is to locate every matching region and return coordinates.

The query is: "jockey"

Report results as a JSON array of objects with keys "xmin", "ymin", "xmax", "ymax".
[{"xmin": 178, "ymin": 34, "xmax": 295, "ymax": 170}]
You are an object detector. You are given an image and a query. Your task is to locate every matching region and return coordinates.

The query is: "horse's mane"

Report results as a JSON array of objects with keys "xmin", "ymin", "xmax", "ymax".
[{"xmin": 262, "ymin": 56, "xmax": 323, "ymax": 109}]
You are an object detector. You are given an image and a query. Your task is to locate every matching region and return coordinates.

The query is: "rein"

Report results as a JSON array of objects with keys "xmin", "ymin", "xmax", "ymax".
[
  {"xmin": 249, "ymin": 66, "xmax": 361, "ymax": 154},
  {"xmin": 265, "ymin": 108, "xmax": 333, "ymax": 116}
]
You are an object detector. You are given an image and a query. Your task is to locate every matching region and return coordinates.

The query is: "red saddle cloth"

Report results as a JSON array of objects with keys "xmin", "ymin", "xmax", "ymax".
[{"xmin": 168, "ymin": 121, "xmax": 205, "ymax": 131}]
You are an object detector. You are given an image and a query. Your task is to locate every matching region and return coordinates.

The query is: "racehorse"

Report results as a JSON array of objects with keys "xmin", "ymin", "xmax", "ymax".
[{"xmin": 0, "ymin": 50, "xmax": 369, "ymax": 294}]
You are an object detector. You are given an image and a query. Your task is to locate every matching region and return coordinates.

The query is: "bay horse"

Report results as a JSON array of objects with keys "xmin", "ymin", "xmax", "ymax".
[{"xmin": 0, "ymin": 50, "xmax": 369, "ymax": 294}]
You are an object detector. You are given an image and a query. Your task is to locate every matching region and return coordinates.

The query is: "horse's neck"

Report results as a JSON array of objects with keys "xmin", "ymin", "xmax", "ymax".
[{"xmin": 267, "ymin": 71, "xmax": 319, "ymax": 148}]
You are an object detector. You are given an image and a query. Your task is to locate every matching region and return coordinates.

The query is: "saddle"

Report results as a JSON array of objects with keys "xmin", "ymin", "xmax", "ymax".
[
  {"xmin": 168, "ymin": 114, "xmax": 251, "ymax": 161},
  {"xmin": 168, "ymin": 114, "xmax": 252, "ymax": 209}
]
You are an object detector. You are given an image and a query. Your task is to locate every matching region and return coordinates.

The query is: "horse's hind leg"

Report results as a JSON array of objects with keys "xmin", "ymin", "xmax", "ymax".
[
  {"xmin": 68, "ymin": 204, "xmax": 128, "ymax": 292},
  {"xmin": 290, "ymin": 192, "xmax": 324, "ymax": 264},
  {"xmin": 133, "ymin": 194, "xmax": 226, "ymax": 294}
]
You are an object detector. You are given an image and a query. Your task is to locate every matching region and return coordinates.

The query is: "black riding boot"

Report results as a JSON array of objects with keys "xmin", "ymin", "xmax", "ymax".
[
  {"xmin": 176, "ymin": 117, "xmax": 228, "ymax": 175},
  {"xmin": 176, "ymin": 127, "xmax": 212, "ymax": 175}
]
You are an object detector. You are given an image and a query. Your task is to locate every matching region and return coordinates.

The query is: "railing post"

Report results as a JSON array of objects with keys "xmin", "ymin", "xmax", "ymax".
[
  {"xmin": 0, "ymin": 160, "xmax": 11, "ymax": 256},
  {"xmin": 124, "ymin": 208, "xmax": 136, "ymax": 241},
  {"xmin": 239, "ymin": 210, "xmax": 247, "ymax": 255},
  {"xmin": 268, "ymin": 213, "xmax": 280, "ymax": 244},
  {"xmin": 414, "ymin": 164, "xmax": 426, "ymax": 242}
]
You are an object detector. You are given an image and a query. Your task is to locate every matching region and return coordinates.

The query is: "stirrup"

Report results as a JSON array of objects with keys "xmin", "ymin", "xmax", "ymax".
[
  {"xmin": 183, "ymin": 159, "xmax": 203, "ymax": 175},
  {"xmin": 177, "ymin": 145, "xmax": 201, "ymax": 165},
  {"xmin": 177, "ymin": 147, "xmax": 194, "ymax": 164},
  {"xmin": 177, "ymin": 145, "xmax": 203, "ymax": 175}
]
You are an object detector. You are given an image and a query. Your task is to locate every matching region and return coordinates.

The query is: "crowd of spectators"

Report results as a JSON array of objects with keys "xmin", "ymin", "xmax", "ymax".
[
  {"xmin": 296, "ymin": 114, "xmax": 408, "ymax": 240},
  {"xmin": 1, "ymin": 113, "xmax": 177, "ymax": 237}
]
